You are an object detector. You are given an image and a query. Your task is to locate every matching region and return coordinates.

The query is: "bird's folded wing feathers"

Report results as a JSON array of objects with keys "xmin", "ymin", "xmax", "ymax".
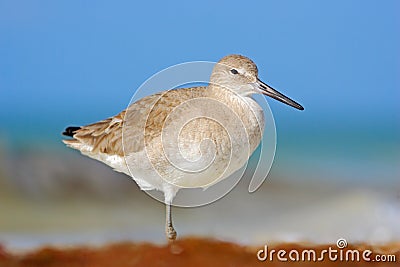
[{"xmin": 63, "ymin": 87, "xmax": 206, "ymax": 157}]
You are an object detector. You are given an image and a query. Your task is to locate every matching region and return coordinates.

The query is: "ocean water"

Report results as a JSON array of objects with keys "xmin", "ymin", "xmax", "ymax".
[{"xmin": 0, "ymin": 116, "xmax": 399, "ymax": 250}]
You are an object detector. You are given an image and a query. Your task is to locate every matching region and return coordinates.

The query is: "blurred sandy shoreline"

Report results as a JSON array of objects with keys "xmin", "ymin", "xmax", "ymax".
[
  {"xmin": 1, "ymin": 238, "xmax": 399, "ymax": 267},
  {"xmin": 0, "ymin": 147, "xmax": 399, "ymax": 252}
]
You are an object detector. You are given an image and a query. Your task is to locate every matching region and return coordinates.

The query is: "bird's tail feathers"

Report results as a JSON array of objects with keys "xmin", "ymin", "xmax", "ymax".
[{"xmin": 62, "ymin": 126, "xmax": 81, "ymax": 137}]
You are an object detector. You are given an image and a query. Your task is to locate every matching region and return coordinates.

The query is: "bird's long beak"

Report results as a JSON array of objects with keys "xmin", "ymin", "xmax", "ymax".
[{"xmin": 256, "ymin": 78, "xmax": 304, "ymax": 110}]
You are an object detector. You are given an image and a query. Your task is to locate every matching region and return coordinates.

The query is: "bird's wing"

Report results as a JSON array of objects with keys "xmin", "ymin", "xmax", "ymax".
[
  {"xmin": 63, "ymin": 108, "xmax": 127, "ymax": 156},
  {"xmin": 63, "ymin": 87, "xmax": 207, "ymax": 157}
]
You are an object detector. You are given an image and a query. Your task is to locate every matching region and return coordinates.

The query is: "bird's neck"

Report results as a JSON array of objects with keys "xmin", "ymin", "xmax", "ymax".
[
  {"xmin": 206, "ymin": 84, "xmax": 254, "ymax": 104},
  {"xmin": 206, "ymin": 84, "xmax": 265, "ymax": 154}
]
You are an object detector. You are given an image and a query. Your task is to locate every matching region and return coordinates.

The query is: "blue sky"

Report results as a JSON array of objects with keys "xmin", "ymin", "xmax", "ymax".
[{"xmin": 0, "ymin": 0, "xmax": 399, "ymax": 146}]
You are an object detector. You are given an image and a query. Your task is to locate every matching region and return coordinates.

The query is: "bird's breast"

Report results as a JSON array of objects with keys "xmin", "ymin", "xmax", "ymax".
[
  {"xmin": 143, "ymin": 94, "xmax": 264, "ymax": 188},
  {"xmin": 123, "ymin": 89, "xmax": 265, "ymax": 189}
]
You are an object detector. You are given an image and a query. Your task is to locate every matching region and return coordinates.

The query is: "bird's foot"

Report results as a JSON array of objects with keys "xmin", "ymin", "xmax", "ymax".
[{"xmin": 166, "ymin": 225, "xmax": 177, "ymax": 241}]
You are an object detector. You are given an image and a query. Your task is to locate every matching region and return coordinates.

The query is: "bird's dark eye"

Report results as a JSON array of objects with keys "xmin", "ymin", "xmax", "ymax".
[{"xmin": 230, "ymin": 69, "xmax": 239, "ymax": 75}]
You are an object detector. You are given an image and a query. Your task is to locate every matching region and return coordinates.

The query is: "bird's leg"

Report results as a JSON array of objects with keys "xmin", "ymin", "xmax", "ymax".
[{"xmin": 165, "ymin": 201, "xmax": 177, "ymax": 241}]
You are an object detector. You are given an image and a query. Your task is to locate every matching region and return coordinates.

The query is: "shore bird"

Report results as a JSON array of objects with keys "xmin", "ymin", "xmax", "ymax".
[{"xmin": 62, "ymin": 54, "xmax": 304, "ymax": 241}]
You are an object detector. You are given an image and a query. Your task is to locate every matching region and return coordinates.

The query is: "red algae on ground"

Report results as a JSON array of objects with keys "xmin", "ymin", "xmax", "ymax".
[{"xmin": 0, "ymin": 238, "xmax": 399, "ymax": 267}]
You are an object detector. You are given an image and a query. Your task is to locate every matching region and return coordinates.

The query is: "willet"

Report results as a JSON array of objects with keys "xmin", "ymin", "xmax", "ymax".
[{"xmin": 63, "ymin": 54, "xmax": 304, "ymax": 241}]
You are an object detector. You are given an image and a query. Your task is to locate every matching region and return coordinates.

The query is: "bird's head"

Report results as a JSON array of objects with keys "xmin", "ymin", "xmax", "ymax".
[{"xmin": 210, "ymin": 54, "xmax": 304, "ymax": 110}]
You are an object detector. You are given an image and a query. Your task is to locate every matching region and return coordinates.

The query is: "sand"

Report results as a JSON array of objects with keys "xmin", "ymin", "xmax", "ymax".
[{"xmin": 1, "ymin": 238, "xmax": 399, "ymax": 267}]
